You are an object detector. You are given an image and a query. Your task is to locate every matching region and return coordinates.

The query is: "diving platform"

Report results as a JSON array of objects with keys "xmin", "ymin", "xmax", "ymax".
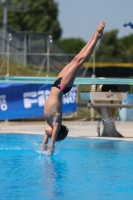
[
  {"xmin": 0, "ymin": 76, "xmax": 133, "ymax": 85},
  {"xmin": 80, "ymin": 89, "xmax": 133, "ymax": 137}
]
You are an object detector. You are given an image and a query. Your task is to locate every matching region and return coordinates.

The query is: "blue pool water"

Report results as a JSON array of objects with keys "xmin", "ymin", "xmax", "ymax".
[{"xmin": 0, "ymin": 134, "xmax": 133, "ymax": 200}]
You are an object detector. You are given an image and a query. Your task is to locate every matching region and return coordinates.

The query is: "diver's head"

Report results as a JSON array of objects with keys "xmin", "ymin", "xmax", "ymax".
[{"xmin": 45, "ymin": 125, "xmax": 53, "ymax": 137}]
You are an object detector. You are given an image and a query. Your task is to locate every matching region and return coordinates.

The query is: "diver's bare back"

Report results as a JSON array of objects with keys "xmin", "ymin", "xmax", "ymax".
[{"xmin": 44, "ymin": 87, "xmax": 62, "ymax": 126}]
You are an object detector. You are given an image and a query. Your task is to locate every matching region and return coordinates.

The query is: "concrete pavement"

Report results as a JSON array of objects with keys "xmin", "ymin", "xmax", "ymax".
[{"xmin": 0, "ymin": 120, "xmax": 133, "ymax": 141}]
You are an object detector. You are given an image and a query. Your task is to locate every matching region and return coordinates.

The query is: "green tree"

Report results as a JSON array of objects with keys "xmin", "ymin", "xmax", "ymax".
[
  {"xmin": 119, "ymin": 34, "xmax": 133, "ymax": 49},
  {"xmin": 119, "ymin": 34, "xmax": 133, "ymax": 61},
  {"xmin": 58, "ymin": 38, "xmax": 86, "ymax": 54},
  {"xmin": 96, "ymin": 30, "xmax": 128, "ymax": 62},
  {"xmin": 0, "ymin": 0, "xmax": 62, "ymax": 39}
]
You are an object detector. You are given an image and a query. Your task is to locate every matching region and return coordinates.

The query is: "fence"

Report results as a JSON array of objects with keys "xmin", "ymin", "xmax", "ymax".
[
  {"xmin": 1, "ymin": 21, "xmax": 133, "ymax": 78},
  {"xmin": 0, "ymin": 21, "xmax": 74, "ymax": 76}
]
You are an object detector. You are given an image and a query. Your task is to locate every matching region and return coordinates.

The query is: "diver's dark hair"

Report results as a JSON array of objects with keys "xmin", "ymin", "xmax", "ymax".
[{"xmin": 56, "ymin": 124, "xmax": 69, "ymax": 142}]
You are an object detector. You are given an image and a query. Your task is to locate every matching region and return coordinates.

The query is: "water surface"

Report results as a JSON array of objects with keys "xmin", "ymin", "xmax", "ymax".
[{"xmin": 0, "ymin": 134, "xmax": 133, "ymax": 200}]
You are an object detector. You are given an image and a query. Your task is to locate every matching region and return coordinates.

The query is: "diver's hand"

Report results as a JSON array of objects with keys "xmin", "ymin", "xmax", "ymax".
[
  {"xmin": 47, "ymin": 144, "xmax": 55, "ymax": 156},
  {"xmin": 42, "ymin": 144, "xmax": 47, "ymax": 151}
]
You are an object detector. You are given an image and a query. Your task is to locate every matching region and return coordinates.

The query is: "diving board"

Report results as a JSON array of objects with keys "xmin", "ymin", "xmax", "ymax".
[{"xmin": 0, "ymin": 76, "xmax": 133, "ymax": 85}]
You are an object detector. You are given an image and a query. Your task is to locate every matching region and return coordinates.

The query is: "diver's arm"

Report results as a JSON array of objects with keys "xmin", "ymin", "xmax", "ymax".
[
  {"xmin": 42, "ymin": 132, "xmax": 49, "ymax": 151},
  {"xmin": 47, "ymin": 121, "xmax": 61, "ymax": 156}
]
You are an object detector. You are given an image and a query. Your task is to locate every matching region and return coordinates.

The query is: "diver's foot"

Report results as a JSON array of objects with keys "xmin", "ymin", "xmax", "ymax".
[{"xmin": 96, "ymin": 21, "xmax": 105, "ymax": 39}]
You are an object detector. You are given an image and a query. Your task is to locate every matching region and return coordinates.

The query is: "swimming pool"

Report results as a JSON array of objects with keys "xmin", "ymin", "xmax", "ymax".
[{"xmin": 0, "ymin": 134, "xmax": 133, "ymax": 200}]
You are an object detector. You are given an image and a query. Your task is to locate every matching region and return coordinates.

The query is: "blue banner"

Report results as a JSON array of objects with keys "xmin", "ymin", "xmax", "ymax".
[{"xmin": 0, "ymin": 83, "xmax": 77, "ymax": 120}]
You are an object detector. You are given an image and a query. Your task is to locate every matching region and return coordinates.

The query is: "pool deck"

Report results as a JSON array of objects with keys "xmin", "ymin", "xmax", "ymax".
[{"xmin": 0, "ymin": 120, "xmax": 133, "ymax": 141}]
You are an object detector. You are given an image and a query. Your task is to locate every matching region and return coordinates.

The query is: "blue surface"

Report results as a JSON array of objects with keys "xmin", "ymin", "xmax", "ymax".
[
  {"xmin": 0, "ymin": 84, "xmax": 77, "ymax": 120},
  {"xmin": 0, "ymin": 134, "xmax": 133, "ymax": 200}
]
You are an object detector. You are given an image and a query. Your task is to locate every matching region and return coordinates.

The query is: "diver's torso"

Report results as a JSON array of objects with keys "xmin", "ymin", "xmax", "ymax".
[{"xmin": 44, "ymin": 87, "xmax": 63, "ymax": 126}]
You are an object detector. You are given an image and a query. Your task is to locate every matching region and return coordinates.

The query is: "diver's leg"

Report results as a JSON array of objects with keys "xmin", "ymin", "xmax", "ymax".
[
  {"xmin": 57, "ymin": 36, "xmax": 95, "ymax": 78},
  {"xmin": 60, "ymin": 21, "xmax": 105, "ymax": 86}
]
